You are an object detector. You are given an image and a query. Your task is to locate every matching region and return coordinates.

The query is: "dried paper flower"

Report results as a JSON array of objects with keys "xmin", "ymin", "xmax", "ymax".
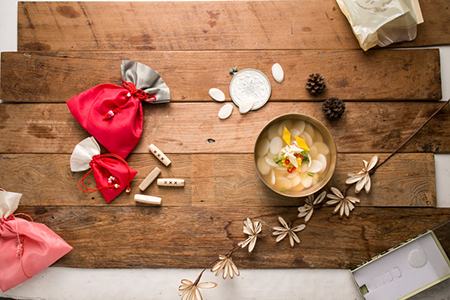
[
  {"xmin": 272, "ymin": 216, "xmax": 306, "ymax": 247},
  {"xmin": 346, "ymin": 156, "xmax": 378, "ymax": 193},
  {"xmin": 178, "ymin": 279, "xmax": 217, "ymax": 300},
  {"xmin": 298, "ymin": 191, "xmax": 327, "ymax": 222},
  {"xmin": 211, "ymin": 255, "xmax": 240, "ymax": 279},
  {"xmin": 326, "ymin": 187, "xmax": 360, "ymax": 218},
  {"xmin": 237, "ymin": 218, "xmax": 262, "ymax": 252}
]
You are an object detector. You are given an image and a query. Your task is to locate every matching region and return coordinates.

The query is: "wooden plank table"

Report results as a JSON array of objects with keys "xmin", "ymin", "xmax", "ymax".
[{"xmin": 1, "ymin": 1, "xmax": 450, "ymax": 271}]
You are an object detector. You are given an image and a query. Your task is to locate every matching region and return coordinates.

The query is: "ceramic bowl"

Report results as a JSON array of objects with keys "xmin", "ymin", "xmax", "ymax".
[{"xmin": 254, "ymin": 113, "xmax": 337, "ymax": 198}]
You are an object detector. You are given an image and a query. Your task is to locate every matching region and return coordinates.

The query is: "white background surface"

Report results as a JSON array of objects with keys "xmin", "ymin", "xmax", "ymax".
[{"xmin": 1, "ymin": 0, "xmax": 450, "ymax": 299}]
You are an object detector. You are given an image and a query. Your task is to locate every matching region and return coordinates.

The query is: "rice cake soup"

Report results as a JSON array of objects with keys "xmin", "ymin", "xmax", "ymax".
[{"xmin": 255, "ymin": 118, "xmax": 333, "ymax": 196}]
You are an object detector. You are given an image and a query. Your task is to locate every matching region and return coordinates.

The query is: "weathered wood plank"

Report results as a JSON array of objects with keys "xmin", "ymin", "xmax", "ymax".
[
  {"xmin": 17, "ymin": 1, "xmax": 450, "ymax": 51},
  {"xmin": 0, "ymin": 50, "xmax": 441, "ymax": 102},
  {"xmin": 15, "ymin": 205, "xmax": 450, "ymax": 269},
  {"xmin": 0, "ymin": 153, "xmax": 436, "ymax": 207},
  {"xmin": 0, "ymin": 102, "xmax": 449, "ymax": 154}
]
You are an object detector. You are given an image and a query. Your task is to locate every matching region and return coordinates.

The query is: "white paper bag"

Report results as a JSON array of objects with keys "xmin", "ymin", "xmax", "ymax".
[{"xmin": 336, "ymin": 0, "xmax": 424, "ymax": 51}]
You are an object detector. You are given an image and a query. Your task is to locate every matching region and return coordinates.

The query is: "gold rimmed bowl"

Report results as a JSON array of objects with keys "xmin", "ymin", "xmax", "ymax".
[{"xmin": 254, "ymin": 113, "xmax": 337, "ymax": 198}]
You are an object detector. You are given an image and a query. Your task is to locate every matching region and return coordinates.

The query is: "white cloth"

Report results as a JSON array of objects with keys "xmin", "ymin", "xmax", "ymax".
[
  {"xmin": 70, "ymin": 137, "xmax": 101, "ymax": 172},
  {"xmin": 0, "ymin": 190, "xmax": 22, "ymax": 218}
]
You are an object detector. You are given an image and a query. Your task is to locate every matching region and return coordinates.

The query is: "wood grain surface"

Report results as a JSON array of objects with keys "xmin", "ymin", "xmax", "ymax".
[
  {"xmin": 2, "ymin": 0, "xmax": 450, "ymax": 271},
  {"xmin": 13, "ymin": 205, "xmax": 450, "ymax": 269},
  {"xmin": 0, "ymin": 50, "xmax": 442, "ymax": 102},
  {"xmin": 0, "ymin": 153, "xmax": 436, "ymax": 208},
  {"xmin": 0, "ymin": 102, "xmax": 449, "ymax": 154},
  {"xmin": 17, "ymin": 1, "xmax": 450, "ymax": 51}
]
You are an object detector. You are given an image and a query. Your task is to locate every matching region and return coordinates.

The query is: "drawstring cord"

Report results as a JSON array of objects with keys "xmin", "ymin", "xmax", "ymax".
[
  {"xmin": 78, "ymin": 153, "xmax": 132, "ymax": 194},
  {"xmin": 1, "ymin": 188, "xmax": 33, "ymax": 278},
  {"xmin": 1, "ymin": 213, "xmax": 34, "ymax": 279},
  {"xmin": 121, "ymin": 78, "xmax": 156, "ymax": 103},
  {"xmin": 102, "ymin": 79, "xmax": 156, "ymax": 121},
  {"xmin": 13, "ymin": 214, "xmax": 32, "ymax": 279},
  {"xmin": 102, "ymin": 107, "xmax": 122, "ymax": 121}
]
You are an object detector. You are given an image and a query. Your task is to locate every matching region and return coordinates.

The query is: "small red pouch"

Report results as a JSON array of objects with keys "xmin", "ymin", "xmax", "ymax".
[
  {"xmin": 67, "ymin": 60, "xmax": 170, "ymax": 159},
  {"xmin": 70, "ymin": 137, "xmax": 137, "ymax": 203}
]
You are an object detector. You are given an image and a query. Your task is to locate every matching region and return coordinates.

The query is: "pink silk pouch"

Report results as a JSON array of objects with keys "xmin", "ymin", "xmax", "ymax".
[{"xmin": 0, "ymin": 190, "xmax": 73, "ymax": 292}]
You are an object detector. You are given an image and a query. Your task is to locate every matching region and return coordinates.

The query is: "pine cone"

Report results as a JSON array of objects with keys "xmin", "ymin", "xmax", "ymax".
[
  {"xmin": 322, "ymin": 97, "xmax": 345, "ymax": 119},
  {"xmin": 305, "ymin": 73, "xmax": 326, "ymax": 95}
]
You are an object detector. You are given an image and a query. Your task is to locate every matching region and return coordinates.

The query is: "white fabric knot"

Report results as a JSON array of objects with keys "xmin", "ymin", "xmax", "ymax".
[
  {"xmin": 70, "ymin": 137, "xmax": 101, "ymax": 172},
  {"xmin": 0, "ymin": 190, "xmax": 22, "ymax": 219}
]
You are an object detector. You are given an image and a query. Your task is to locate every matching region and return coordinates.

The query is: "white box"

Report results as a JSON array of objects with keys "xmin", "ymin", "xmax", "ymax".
[{"xmin": 350, "ymin": 230, "xmax": 450, "ymax": 300}]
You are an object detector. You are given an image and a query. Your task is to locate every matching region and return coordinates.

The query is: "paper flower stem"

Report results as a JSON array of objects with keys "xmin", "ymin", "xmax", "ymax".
[
  {"xmin": 372, "ymin": 98, "xmax": 450, "ymax": 173},
  {"xmin": 226, "ymin": 245, "xmax": 243, "ymax": 257},
  {"xmin": 341, "ymin": 99, "xmax": 450, "ymax": 196},
  {"xmin": 194, "ymin": 259, "xmax": 218, "ymax": 285}
]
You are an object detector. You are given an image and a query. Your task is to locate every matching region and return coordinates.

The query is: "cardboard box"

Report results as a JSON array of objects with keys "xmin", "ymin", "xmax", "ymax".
[{"xmin": 350, "ymin": 229, "xmax": 450, "ymax": 300}]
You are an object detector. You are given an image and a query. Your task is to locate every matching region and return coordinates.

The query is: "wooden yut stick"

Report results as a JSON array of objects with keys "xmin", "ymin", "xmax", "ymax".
[
  {"xmin": 149, "ymin": 144, "xmax": 171, "ymax": 166},
  {"xmin": 157, "ymin": 178, "xmax": 185, "ymax": 187},
  {"xmin": 139, "ymin": 167, "xmax": 161, "ymax": 191},
  {"xmin": 134, "ymin": 194, "xmax": 162, "ymax": 205}
]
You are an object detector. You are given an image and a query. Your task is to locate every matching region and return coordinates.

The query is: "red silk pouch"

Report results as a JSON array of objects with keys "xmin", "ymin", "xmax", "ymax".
[
  {"xmin": 0, "ymin": 190, "xmax": 72, "ymax": 292},
  {"xmin": 70, "ymin": 137, "xmax": 138, "ymax": 203},
  {"xmin": 67, "ymin": 60, "xmax": 170, "ymax": 159}
]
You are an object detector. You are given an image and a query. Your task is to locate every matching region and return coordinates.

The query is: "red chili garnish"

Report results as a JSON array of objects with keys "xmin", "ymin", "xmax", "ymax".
[
  {"xmin": 287, "ymin": 166, "xmax": 294, "ymax": 173},
  {"xmin": 285, "ymin": 159, "xmax": 290, "ymax": 164},
  {"xmin": 294, "ymin": 153, "xmax": 298, "ymax": 157}
]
